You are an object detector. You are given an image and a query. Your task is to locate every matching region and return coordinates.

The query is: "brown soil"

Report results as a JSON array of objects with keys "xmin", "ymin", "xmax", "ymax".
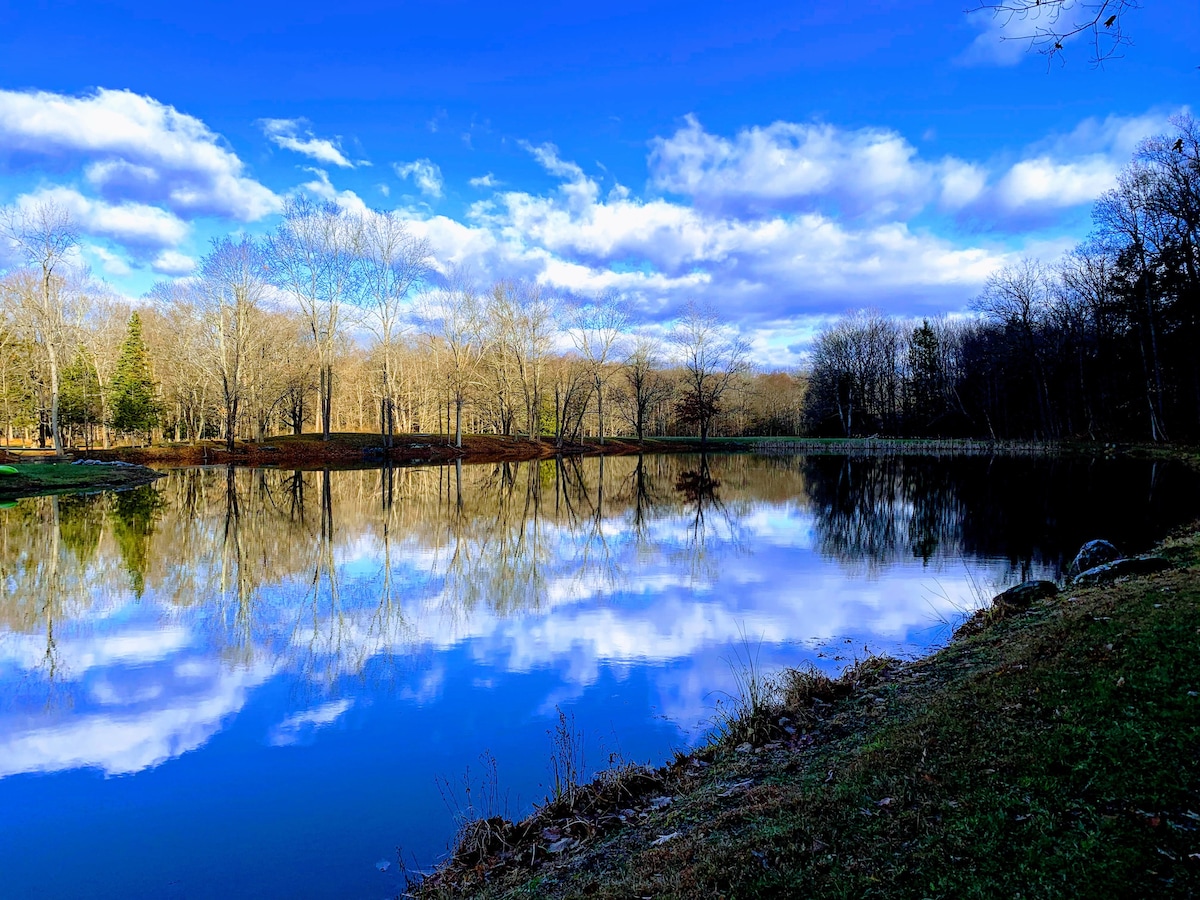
[{"xmin": 75, "ymin": 433, "xmax": 724, "ymax": 468}]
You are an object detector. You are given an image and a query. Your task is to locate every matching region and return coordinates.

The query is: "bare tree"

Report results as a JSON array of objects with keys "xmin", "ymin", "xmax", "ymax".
[
  {"xmin": 358, "ymin": 210, "xmax": 429, "ymax": 448},
  {"xmin": 569, "ymin": 293, "xmax": 627, "ymax": 445},
  {"xmin": 670, "ymin": 302, "xmax": 749, "ymax": 445},
  {"xmin": 489, "ymin": 280, "xmax": 558, "ymax": 441},
  {"xmin": 422, "ymin": 270, "xmax": 488, "ymax": 448},
  {"xmin": 265, "ymin": 197, "xmax": 362, "ymax": 441},
  {"xmin": 194, "ymin": 236, "xmax": 270, "ymax": 452},
  {"xmin": 0, "ymin": 202, "xmax": 80, "ymax": 455},
  {"xmin": 971, "ymin": 0, "xmax": 1139, "ymax": 65},
  {"xmin": 618, "ymin": 336, "xmax": 673, "ymax": 442}
]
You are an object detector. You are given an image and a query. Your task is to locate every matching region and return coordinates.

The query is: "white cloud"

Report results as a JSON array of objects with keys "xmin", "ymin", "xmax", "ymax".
[
  {"xmin": 297, "ymin": 168, "xmax": 369, "ymax": 214},
  {"xmin": 85, "ymin": 243, "xmax": 132, "ymax": 277},
  {"xmin": 19, "ymin": 186, "xmax": 188, "ymax": 249},
  {"xmin": 259, "ymin": 117, "xmax": 356, "ymax": 168},
  {"xmin": 649, "ymin": 115, "xmax": 940, "ymax": 218},
  {"xmin": 393, "ymin": 159, "xmax": 444, "ymax": 198},
  {"xmin": 469, "ymin": 173, "xmax": 500, "ymax": 189},
  {"xmin": 992, "ymin": 155, "xmax": 1117, "ymax": 211},
  {"xmin": 151, "ymin": 249, "xmax": 197, "ymax": 275},
  {"xmin": 0, "ymin": 87, "xmax": 279, "ymax": 220}
]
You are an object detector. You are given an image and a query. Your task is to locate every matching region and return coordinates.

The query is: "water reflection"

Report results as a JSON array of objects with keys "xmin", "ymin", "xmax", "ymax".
[{"xmin": 0, "ymin": 453, "xmax": 1196, "ymax": 898}]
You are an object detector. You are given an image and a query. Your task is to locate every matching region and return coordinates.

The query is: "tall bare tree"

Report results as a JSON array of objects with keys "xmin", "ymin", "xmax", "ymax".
[
  {"xmin": 194, "ymin": 236, "xmax": 271, "ymax": 452},
  {"xmin": 0, "ymin": 202, "xmax": 80, "ymax": 455},
  {"xmin": 265, "ymin": 197, "xmax": 362, "ymax": 441},
  {"xmin": 358, "ymin": 210, "xmax": 429, "ymax": 448},
  {"xmin": 569, "ymin": 293, "xmax": 627, "ymax": 445},
  {"xmin": 670, "ymin": 302, "xmax": 749, "ymax": 445},
  {"xmin": 618, "ymin": 336, "xmax": 673, "ymax": 442},
  {"xmin": 422, "ymin": 270, "xmax": 489, "ymax": 448},
  {"xmin": 489, "ymin": 280, "xmax": 557, "ymax": 441}
]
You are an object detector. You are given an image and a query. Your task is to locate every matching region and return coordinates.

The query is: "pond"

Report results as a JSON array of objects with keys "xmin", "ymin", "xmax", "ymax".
[{"xmin": 0, "ymin": 452, "xmax": 1196, "ymax": 898}]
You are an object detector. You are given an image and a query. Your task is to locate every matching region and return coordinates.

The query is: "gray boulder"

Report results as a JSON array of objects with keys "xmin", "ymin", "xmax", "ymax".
[
  {"xmin": 1073, "ymin": 555, "xmax": 1171, "ymax": 585},
  {"xmin": 1067, "ymin": 540, "xmax": 1121, "ymax": 576},
  {"xmin": 992, "ymin": 580, "xmax": 1060, "ymax": 612}
]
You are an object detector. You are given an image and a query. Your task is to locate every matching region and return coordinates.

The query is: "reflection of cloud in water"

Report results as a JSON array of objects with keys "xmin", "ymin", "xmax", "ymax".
[
  {"xmin": 0, "ymin": 657, "xmax": 273, "ymax": 776},
  {"xmin": 0, "ymin": 626, "xmax": 192, "ymax": 676},
  {"xmin": 268, "ymin": 699, "xmax": 353, "ymax": 747},
  {"xmin": 4, "ymin": 454, "xmax": 1186, "ymax": 781}
]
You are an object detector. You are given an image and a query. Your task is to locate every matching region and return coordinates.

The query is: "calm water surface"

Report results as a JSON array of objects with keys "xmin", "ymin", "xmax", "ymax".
[{"xmin": 1, "ymin": 453, "xmax": 1196, "ymax": 898}]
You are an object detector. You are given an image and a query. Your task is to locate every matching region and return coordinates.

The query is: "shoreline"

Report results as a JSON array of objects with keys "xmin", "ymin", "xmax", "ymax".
[
  {"xmin": 38, "ymin": 433, "xmax": 1181, "ymax": 472},
  {"xmin": 412, "ymin": 526, "xmax": 1200, "ymax": 899},
  {"xmin": 70, "ymin": 433, "xmax": 732, "ymax": 470},
  {"xmin": 0, "ymin": 461, "xmax": 166, "ymax": 502}
]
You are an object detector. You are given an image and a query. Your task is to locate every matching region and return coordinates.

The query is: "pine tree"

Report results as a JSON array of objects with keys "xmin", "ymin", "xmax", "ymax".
[
  {"xmin": 59, "ymin": 347, "xmax": 103, "ymax": 446},
  {"xmin": 907, "ymin": 320, "xmax": 942, "ymax": 435},
  {"xmin": 109, "ymin": 313, "xmax": 159, "ymax": 440}
]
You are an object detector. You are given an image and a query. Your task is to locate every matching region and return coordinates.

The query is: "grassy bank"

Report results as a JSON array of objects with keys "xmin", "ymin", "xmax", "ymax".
[
  {"xmin": 415, "ymin": 530, "xmax": 1200, "ymax": 899},
  {"xmin": 0, "ymin": 461, "xmax": 165, "ymax": 501}
]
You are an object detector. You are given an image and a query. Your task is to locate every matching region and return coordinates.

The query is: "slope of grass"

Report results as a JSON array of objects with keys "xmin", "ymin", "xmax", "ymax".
[
  {"xmin": 0, "ymin": 462, "xmax": 164, "ymax": 501},
  {"xmin": 417, "ymin": 529, "xmax": 1200, "ymax": 899}
]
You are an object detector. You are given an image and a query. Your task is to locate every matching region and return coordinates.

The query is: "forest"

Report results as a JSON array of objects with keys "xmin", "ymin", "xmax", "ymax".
[
  {"xmin": 1, "ymin": 115, "xmax": 1196, "ymax": 452},
  {"xmin": 804, "ymin": 115, "xmax": 1200, "ymax": 442}
]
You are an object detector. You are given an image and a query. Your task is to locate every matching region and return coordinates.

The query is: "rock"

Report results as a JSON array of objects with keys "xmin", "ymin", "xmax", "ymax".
[
  {"xmin": 1068, "ymin": 540, "xmax": 1121, "ymax": 576},
  {"xmin": 547, "ymin": 837, "xmax": 576, "ymax": 854},
  {"xmin": 1073, "ymin": 555, "xmax": 1171, "ymax": 585},
  {"xmin": 992, "ymin": 580, "xmax": 1059, "ymax": 611}
]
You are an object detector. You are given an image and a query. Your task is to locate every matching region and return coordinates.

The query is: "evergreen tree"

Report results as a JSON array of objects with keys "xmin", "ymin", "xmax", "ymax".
[
  {"xmin": 907, "ymin": 321, "xmax": 942, "ymax": 435},
  {"xmin": 59, "ymin": 347, "xmax": 103, "ymax": 443},
  {"xmin": 109, "ymin": 313, "xmax": 159, "ymax": 439}
]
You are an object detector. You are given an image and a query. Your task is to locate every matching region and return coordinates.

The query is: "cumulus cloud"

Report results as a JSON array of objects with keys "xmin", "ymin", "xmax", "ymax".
[
  {"xmin": 86, "ymin": 243, "xmax": 132, "ymax": 277},
  {"xmin": 393, "ymin": 158, "xmax": 444, "ymax": 198},
  {"xmin": 649, "ymin": 115, "xmax": 941, "ymax": 218},
  {"xmin": 150, "ymin": 249, "xmax": 197, "ymax": 275},
  {"xmin": 259, "ymin": 117, "xmax": 356, "ymax": 168},
  {"xmin": 297, "ymin": 168, "xmax": 369, "ymax": 214},
  {"xmin": 469, "ymin": 173, "xmax": 500, "ymax": 189},
  {"xmin": 0, "ymin": 87, "xmax": 279, "ymax": 220},
  {"xmin": 18, "ymin": 186, "xmax": 188, "ymax": 250},
  {"xmin": 385, "ymin": 106, "xmax": 1181, "ymax": 348}
]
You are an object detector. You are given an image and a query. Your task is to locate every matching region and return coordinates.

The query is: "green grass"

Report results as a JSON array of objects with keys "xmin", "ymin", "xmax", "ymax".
[
  {"xmin": 0, "ymin": 462, "xmax": 163, "ymax": 500},
  {"xmin": 418, "ymin": 528, "xmax": 1200, "ymax": 899}
]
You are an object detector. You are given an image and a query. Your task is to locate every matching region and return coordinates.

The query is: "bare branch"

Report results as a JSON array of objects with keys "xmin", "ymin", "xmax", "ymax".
[{"xmin": 971, "ymin": 0, "xmax": 1139, "ymax": 65}]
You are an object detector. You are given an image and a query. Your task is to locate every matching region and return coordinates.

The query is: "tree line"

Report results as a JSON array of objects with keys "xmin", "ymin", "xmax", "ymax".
[
  {"xmin": 0, "ymin": 198, "xmax": 804, "ymax": 452},
  {"xmin": 804, "ymin": 115, "xmax": 1200, "ymax": 443},
  {"xmin": 6, "ymin": 114, "xmax": 1195, "ymax": 451}
]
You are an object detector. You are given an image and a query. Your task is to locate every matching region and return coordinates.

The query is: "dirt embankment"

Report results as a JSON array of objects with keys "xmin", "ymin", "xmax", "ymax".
[{"xmin": 76, "ymin": 434, "xmax": 721, "ymax": 469}]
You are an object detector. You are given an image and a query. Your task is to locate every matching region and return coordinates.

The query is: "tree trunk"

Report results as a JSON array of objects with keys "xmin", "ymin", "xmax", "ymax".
[
  {"xmin": 596, "ymin": 379, "xmax": 604, "ymax": 446},
  {"xmin": 47, "ymin": 342, "xmax": 63, "ymax": 456}
]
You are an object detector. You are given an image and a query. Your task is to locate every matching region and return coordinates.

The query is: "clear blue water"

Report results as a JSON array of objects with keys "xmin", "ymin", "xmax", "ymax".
[{"xmin": 0, "ymin": 453, "xmax": 1195, "ymax": 899}]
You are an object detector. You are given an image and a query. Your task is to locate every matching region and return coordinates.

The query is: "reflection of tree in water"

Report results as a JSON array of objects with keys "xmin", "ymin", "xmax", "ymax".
[
  {"xmin": 108, "ymin": 486, "xmax": 165, "ymax": 596},
  {"xmin": 57, "ymin": 494, "xmax": 105, "ymax": 565},
  {"xmin": 671, "ymin": 455, "xmax": 750, "ymax": 583},
  {"xmin": 800, "ymin": 454, "xmax": 1200, "ymax": 576},
  {"xmin": 7, "ymin": 453, "xmax": 1191, "ymax": 698}
]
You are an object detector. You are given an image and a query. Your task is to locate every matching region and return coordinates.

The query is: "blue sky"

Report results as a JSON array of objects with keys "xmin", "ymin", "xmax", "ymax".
[{"xmin": 0, "ymin": 1, "xmax": 1196, "ymax": 365}]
